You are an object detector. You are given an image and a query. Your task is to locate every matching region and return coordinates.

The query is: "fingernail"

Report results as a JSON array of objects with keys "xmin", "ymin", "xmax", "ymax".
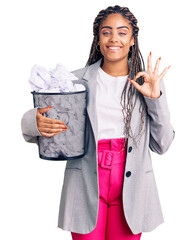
[
  {"xmin": 159, "ymin": 57, "xmax": 161, "ymax": 60},
  {"xmin": 150, "ymin": 51, "xmax": 151, "ymax": 55}
]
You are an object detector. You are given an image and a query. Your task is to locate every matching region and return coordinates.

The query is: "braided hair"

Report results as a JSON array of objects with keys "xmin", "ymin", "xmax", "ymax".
[{"xmin": 86, "ymin": 5, "xmax": 147, "ymax": 148}]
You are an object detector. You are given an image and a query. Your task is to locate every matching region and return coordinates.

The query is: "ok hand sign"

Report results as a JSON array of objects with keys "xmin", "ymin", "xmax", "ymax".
[{"xmin": 128, "ymin": 52, "xmax": 171, "ymax": 98}]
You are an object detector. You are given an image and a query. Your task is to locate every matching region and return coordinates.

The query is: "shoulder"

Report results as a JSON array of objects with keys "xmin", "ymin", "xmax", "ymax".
[
  {"xmin": 71, "ymin": 59, "xmax": 103, "ymax": 80},
  {"xmin": 71, "ymin": 66, "xmax": 88, "ymax": 80}
]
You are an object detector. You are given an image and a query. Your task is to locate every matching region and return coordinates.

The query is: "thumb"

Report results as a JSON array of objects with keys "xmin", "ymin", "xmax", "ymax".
[{"xmin": 38, "ymin": 106, "xmax": 53, "ymax": 115}]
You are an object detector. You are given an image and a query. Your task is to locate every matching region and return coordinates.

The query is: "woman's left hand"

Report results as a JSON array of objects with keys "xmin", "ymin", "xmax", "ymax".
[{"xmin": 128, "ymin": 52, "xmax": 171, "ymax": 98}]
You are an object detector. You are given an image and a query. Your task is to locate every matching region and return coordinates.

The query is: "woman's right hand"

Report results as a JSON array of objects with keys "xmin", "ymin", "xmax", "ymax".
[{"xmin": 36, "ymin": 106, "xmax": 69, "ymax": 137}]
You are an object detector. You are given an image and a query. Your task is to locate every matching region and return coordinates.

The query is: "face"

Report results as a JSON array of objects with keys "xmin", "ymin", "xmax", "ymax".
[{"xmin": 99, "ymin": 13, "xmax": 134, "ymax": 63}]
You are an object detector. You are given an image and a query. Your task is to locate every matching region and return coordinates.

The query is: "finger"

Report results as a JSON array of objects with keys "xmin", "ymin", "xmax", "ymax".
[
  {"xmin": 41, "ymin": 125, "xmax": 69, "ymax": 133},
  {"xmin": 38, "ymin": 114, "xmax": 65, "ymax": 125},
  {"xmin": 128, "ymin": 78, "xmax": 142, "ymax": 92},
  {"xmin": 134, "ymin": 71, "xmax": 147, "ymax": 81},
  {"xmin": 154, "ymin": 57, "xmax": 161, "ymax": 75},
  {"xmin": 148, "ymin": 51, "xmax": 153, "ymax": 73},
  {"xmin": 41, "ymin": 131, "xmax": 61, "ymax": 137},
  {"xmin": 41, "ymin": 127, "xmax": 69, "ymax": 137},
  {"xmin": 37, "ymin": 113, "xmax": 65, "ymax": 125},
  {"xmin": 42, "ymin": 123, "xmax": 69, "ymax": 129},
  {"xmin": 38, "ymin": 106, "xmax": 53, "ymax": 114},
  {"xmin": 158, "ymin": 65, "xmax": 171, "ymax": 80},
  {"xmin": 134, "ymin": 71, "xmax": 147, "ymax": 79}
]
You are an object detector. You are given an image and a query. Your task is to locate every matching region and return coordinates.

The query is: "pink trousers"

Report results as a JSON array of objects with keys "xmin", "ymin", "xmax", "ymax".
[{"xmin": 71, "ymin": 138, "xmax": 142, "ymax": 240}]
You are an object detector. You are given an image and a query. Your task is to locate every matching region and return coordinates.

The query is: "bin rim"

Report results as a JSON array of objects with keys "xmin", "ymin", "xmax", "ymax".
[{"xmin": 31, "ymin": 90, "xmax": 87, "ymax": 95}]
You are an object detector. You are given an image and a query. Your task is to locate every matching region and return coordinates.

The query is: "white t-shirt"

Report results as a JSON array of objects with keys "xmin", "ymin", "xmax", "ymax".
[{"xmin": 96, "ymin": 66, "xmax": 129, "ymax": 140}]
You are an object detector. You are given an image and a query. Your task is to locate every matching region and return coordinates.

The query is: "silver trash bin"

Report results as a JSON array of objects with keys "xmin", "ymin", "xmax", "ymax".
[{"xmin": 32, "ymin": 87, "xmax": 88, "ymax": 161}]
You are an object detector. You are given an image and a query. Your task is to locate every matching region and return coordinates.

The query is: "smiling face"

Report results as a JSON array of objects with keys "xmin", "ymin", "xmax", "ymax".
[{"xmin": 99, "ymin": 13, "xmax": 134, "ymax": 64}]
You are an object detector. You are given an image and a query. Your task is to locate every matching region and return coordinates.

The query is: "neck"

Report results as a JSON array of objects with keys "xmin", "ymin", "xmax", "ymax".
[{"xmin": 101, "ymin": 58, "xmax": 129, "ymax": 77}]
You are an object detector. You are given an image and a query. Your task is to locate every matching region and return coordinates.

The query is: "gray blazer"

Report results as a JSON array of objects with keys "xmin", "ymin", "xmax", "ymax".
[{"xmin": 21, "ymin": 58, "xmax": 175, "ymax": 235}]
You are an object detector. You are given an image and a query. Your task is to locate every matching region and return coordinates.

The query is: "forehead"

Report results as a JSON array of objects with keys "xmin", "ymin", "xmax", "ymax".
[{"xmin": 99, "ymin": 13, "xmax": 131, "ymax": 29}]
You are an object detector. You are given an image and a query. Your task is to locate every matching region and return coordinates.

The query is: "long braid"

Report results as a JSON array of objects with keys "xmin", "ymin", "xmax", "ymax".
[{"xmin": 86, "ymin": 5, "xmax": 147, "ymax": 149}]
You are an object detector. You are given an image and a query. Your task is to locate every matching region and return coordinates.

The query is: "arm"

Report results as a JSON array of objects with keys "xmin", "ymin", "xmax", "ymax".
[
  {"xmin": 21, "ymin": 108, "xmax": 41, "ymax": 144},
  {"xmin": 21, "ymin": 106, "xmax": 69, "ymax": 144},
  {"xmin": 128, "ymin": 52, "xmax": 175, "ymax": 154},
  {"xmin": 144, "ymin": 80, "xmax": 175, "ymax": 154}
]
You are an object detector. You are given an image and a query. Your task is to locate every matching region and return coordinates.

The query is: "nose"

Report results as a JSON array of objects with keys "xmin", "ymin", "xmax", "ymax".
[{"xmin": 109, "ymin": 32, "xmax": 119, "ymax": 43}]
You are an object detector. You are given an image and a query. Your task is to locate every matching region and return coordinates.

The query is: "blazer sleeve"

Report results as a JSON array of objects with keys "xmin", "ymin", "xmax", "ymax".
[
  {"xmin": 21, "ymin": 108, "xmax": 42, "ymax": 144},
  {"xmin": 143, "ymin": 80, "xmax": 175, "ymax": 154}
]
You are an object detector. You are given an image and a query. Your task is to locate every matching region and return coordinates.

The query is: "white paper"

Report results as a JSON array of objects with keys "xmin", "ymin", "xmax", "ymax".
[{"xmin": 29, "ymin": 63, "xmax": 85, "ymax": 92}]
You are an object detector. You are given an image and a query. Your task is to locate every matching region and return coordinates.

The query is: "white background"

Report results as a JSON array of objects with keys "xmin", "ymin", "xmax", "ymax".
[{"xmin": 0, "ymin": 0, "xmax": 195, "ymax": 239}]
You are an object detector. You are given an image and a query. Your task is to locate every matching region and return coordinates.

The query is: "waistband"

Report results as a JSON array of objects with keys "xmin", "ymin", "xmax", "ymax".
[
  {"xmin": 97, "ymin": 138, "xmax": 127, "ymax": 169},
  {"xmin": 98, "ymin": 138, "xmax": 127, "ymax": 152}
]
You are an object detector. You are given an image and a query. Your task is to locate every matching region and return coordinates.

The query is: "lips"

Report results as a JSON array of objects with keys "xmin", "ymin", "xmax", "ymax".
[
  {"xmin": 107, "ymin": 46, "xmax": 122, "ymax": 50},
  {"xmin": 106, "ymin": 46, "xmax": 122, "ymax": 53}
]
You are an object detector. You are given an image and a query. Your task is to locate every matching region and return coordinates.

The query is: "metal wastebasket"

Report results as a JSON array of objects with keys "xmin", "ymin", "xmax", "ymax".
[{"xmin": 32, "ymin": 86, "xmax": 88, "ymax": 161}]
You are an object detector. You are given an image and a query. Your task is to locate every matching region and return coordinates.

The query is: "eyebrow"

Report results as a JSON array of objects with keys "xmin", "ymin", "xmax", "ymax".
[{"xmin": 100, "ymin": 26, "xmax": 129, "ymax": 30}]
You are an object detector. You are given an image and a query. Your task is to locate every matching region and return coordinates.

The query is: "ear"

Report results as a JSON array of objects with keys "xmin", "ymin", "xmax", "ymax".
[{"xmin": 130, "ymin": 36, "xmax": 134, "ymax": 47}]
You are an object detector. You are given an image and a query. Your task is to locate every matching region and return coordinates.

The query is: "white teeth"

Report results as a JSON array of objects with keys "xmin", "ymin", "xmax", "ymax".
[{"xmin": 108, "ymin": 47, "xmax": 120, "ymax": 50}]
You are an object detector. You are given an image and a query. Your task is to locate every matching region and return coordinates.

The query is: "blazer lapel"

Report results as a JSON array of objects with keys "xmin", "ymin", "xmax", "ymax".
[{"xmin": 83, "ymin": 59, "xmax": 102, "ymax": 144}]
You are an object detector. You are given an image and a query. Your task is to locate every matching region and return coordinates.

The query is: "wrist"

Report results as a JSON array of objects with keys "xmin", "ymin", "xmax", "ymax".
[
  {"xmin": 152, "ymin": 91, "xmax": 162, "ymax": 99},
  {"xmin": 145, "ymin": 91, "xmax": 162, "ymax": 99}
]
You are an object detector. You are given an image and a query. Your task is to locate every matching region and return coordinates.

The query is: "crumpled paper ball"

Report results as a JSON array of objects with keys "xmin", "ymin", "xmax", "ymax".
[{"xmin": 29, "ymin": 63, "xmax": 85, "ymax": 92}]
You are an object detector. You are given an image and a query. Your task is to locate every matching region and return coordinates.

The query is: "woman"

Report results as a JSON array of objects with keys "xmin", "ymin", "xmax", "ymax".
[{"xmin": 21, "ymin": 5, "xmax": 175, "ymax": 240}]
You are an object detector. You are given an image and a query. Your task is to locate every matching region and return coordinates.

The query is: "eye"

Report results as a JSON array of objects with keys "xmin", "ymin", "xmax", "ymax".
[
  {"xmin": 119, "ymin": 32, "xmax": 126, "ymax": 35},
  {"xmin": 102, "ymin": 31, "xmax": 111, "ymax": 35}
]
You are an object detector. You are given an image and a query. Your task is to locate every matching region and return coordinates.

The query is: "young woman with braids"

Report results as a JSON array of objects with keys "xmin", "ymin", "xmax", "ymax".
[{"xmin": 21, "ymin": 5, "xmax": 175, "ymax": 240}]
